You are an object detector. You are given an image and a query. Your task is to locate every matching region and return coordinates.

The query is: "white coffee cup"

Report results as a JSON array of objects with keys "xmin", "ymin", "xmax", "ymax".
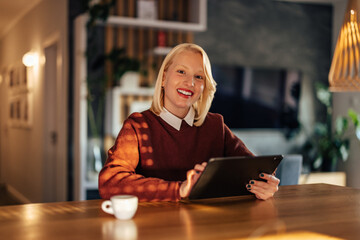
[{"xmin": 101, "ymin": 195, "xmax": 138, "ymax": 220}]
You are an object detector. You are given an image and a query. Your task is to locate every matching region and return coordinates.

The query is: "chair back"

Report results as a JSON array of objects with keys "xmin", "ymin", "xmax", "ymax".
[{"xmin": 276, "ymin": 154, "xmax": 303, "ymax": 186}]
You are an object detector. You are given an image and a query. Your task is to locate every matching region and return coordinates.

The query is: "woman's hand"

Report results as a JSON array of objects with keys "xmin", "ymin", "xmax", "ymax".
[
  {"xmin": 180, "ymin": 162, "xmax": 207, "ymax": 198},
  {"xmin": 246, "ymin": 172, "xmax": 280, "ymax": 200}
]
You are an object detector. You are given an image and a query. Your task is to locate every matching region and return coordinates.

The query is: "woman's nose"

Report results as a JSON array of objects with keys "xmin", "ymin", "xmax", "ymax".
[{"xmin": 184, "ymin": 75, "xmax": 195, "ymax": 86}]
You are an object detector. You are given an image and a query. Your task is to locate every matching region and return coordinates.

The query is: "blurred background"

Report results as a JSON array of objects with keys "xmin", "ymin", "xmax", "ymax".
[{"xmin": 0, "ymin": 0, "xmax": 359, "ymax": 204}]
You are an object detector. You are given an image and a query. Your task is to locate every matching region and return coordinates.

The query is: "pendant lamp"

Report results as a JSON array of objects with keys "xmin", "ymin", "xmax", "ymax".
[{"xmin": 329, "ymin": 0, "xmax": 360, "ymax": 91}]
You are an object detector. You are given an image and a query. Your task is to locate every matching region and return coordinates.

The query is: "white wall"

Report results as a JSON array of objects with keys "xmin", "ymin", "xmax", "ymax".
[
  {"xmin": 0, "ymin": 0, "xmax": 68, "ymax": 203},
  {"xmin": 333, "ymin": 93, "xmax": 360, "ymax": 188}
]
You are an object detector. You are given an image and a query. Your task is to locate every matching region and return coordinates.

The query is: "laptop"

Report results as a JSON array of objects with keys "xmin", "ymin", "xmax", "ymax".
[{"xmin": 188, "ymin": 155, "xmax": 283, "ymax": 200}]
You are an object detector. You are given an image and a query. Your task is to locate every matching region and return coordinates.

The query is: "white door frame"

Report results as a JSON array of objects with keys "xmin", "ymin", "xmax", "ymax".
[
  {"xmin": 0, "ymin": 71, "xmax": 4, "ymax": 182},
  {"xmin": 74, "ymin": 15, "xmax": 88, "ymax": 200},
  {"xmin": 42, "ymin": 32, "xmax": 67, "ymax": 202}
]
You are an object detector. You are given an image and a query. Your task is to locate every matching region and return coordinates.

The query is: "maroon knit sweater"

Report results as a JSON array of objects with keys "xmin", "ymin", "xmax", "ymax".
[{"xmin": 98, "ymin": 110, "xmax": 253, "ymax": 201}]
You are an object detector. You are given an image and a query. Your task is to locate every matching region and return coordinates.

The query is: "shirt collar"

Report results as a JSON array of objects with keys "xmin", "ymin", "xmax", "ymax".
[{"xmin": 159, "ymin": 107, "xmax": 195, "ymax": 131}]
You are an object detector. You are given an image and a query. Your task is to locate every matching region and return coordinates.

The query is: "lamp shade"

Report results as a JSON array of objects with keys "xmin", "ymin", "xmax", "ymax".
[{"xmin": 329, "ymin": 0, "xmax": 360, "ymax": 91}]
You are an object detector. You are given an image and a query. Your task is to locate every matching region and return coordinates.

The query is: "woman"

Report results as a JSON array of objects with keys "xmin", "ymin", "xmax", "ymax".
[{"xmin": 99, "ymin": 43, "xmax": 279, "ymax": 201}]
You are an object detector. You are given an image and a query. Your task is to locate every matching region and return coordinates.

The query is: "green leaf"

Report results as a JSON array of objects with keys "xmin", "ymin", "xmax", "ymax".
[
  {"xmin": 314, "ymin": 123, "xmax": 328, "ymax": 136},
  {"xmin": 315, "ymin": 84, "xmax": 331, "ymax": 107},
  {"xmin": 335, "ymin": 116, "xmax": 348, "ymax": 135},
  {"xmin": 339, "ymin": 144, "xmax": 349, "ymax": 161},
  {"xmin": 348, "ymin": 109, "xmax": 359, "ymax": 127},
  {"xmin": 313, "ymin": 156, "xmax": 323, "ymax": 169},
  {"xmin": 356, "ymin": 126, "xmax": 360, "ymax": 140}
]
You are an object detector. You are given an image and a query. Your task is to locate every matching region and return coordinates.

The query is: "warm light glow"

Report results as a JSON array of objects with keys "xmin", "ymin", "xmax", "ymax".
[
  {"xmin": 329, "ymin": 0, "xmax": 360, "ymax": 91},
  {"xmin": 22, "ymin": 52, "xmax": 38, "ymax": 67},
  {"xmin": 249, "ymin": 231, "xmax": 343, "ymax": 239},
  {"xmin": 102, "ymin": 220, "xmax": 138, "ymax": 240}
]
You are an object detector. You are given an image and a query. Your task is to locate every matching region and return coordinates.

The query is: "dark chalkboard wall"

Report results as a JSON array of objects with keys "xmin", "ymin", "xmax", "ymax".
[
  {"xmin": 209, "ymin": 64, "xmax": 301, "ymax": 130},
  {"xmin": 194, "ymin": 0, "xmax": 332, "ymax": 126}
]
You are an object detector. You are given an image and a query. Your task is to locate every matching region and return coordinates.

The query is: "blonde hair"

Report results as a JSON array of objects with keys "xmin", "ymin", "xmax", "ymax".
[{"xmin": 150, "ymin": 43, "xmax": 217, "ymax": 126}]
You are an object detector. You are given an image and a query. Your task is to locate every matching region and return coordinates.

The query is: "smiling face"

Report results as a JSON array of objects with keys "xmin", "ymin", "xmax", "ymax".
[{"xmin": 161, "ymin": 50, "xmax": 205, "ymax": 118}]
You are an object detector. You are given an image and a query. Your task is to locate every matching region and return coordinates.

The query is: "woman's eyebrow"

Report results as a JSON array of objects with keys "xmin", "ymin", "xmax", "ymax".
[{"xmin": 175, "ymin": 64, "xmax": 204, "ymax": 73}]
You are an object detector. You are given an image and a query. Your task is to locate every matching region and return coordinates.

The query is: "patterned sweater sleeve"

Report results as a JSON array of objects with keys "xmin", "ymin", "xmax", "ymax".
[{"xmin": 98, "ymin": 119, "xmax": 181, "ymax": 202}]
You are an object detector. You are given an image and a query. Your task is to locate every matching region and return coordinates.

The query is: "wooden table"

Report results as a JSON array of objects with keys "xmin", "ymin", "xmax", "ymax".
[{"xmin": 1, "ymin": 184, "xmax": 359, "ymax": 239}]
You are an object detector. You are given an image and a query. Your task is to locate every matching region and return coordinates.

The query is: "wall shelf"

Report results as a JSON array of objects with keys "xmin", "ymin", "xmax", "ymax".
[
  {"xmin": 152, "ymin": 46, "xmax": 172, "ymax": 55},
  {"xmin": 97, "ymin": 0, "xmax": 207, "ymax": 32},
  {"xmin": 101, "ymin": 16, "xmax": 206, "ymax": 31}
]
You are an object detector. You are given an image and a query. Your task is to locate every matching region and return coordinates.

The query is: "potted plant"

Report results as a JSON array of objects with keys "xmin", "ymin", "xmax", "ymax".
[
  {"xmin": 84, "ymin": 0, "xmax": 116, "ymax": 28},
  {"xmin": 302, "ymin": 83, "xmax": 360, "ymax": 172},
  {"xmin": 106, "ymin": 47, "xmax": 141, "ymax": 88}
]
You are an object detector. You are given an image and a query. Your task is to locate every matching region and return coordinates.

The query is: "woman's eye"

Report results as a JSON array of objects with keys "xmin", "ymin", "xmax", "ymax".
[
  {"xmin": 195, "ymin": 75, "xmax": 204, "ymax": 80},
  {"xmin": 177, "ymin": 70, "xmax": 185, "ymax": 74}
]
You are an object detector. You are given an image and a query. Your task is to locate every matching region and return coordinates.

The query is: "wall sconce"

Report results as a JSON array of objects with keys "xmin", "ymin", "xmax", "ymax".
[
  {"xmin": 22, "ymin": 52, "xmax": 38, "ymax": 67},
  {"xmin": 329, "ymin": 0, "xmax": 360, "ymax": 91}
]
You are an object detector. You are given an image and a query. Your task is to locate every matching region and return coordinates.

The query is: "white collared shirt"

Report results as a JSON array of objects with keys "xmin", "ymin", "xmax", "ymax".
[{"xmin": 159, "ymin": 107, "xmax": 195, "ymax": 131}]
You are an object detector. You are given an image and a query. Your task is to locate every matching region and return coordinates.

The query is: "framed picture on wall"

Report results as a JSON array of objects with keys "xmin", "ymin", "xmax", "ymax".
[
  {"xmin": 8, "ymin": 95, "xmax": 22, "ymax": 127},
  {"xmin": 8, "ymin": 93, "xmax": 33, "ymax": 128},
  {"xmin": 8, "ymin": 63, "xmax": 30, "ymax": 93},
  {"xmin": 9, "ymin": 68, "xmax": 15, "ymax": 88},
  {"xmin": 20, "ymin": 63, "xmax": 32, "ymax": 91},
  {"xmin": 21, "ymin": 92, "xmax": 33, "ymax": 128},
  {"xmin": 6, "ymin": 62, "xmax": 33, "ymax": 129}
]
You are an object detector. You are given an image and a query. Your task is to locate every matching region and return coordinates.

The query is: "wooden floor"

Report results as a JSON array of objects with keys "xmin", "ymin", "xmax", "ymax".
[{"xmin": 0, "ymin": 184, "xmax": 22, "ymax": 206}]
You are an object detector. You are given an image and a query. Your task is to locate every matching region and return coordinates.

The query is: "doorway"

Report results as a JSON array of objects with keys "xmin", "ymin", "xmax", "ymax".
[
  {"xmin": 43, "ymin": 42, "xmax": 58, "ymax": 202},
  {"xmin": 0, "ymin": 73, "xmax": 3, "ymax": 182}
]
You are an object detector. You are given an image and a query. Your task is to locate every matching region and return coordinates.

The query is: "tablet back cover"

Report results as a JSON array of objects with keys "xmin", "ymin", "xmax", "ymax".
[{"xmin": 188, "ymin": 155, "xmax": 283, "ymax": 200}]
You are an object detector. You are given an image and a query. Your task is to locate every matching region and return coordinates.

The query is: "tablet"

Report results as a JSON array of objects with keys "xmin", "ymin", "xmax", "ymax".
[{"xmin": 188, "ymin": 155, "xmax": 283, "ymax": 200}]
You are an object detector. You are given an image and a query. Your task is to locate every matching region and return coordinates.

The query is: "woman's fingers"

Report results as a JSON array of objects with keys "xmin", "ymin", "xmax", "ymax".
[
  {"xmin": 260, "ymin": 173, "xmax": 280, "ymax": 185},
  {"xmin": 246, "ymin": 183, "xmax": 275, "ymax": 200},
  {"xmin": 180, "ymin": 169, "xmax": 196, "ymax": 198},
  {"xmin": 194, "ymin": 162, "xmax": 207, "ymax": 172},
  {"xmin": 180, "ymin": 162, "xmax": 207, "ymax": 198},
  {"xmin": 191, "ymin": 163, "xmax": 207, "ymax": 184},
  {"xmin": 187, "ymin": 169, "xmax": 197, "ymax": 186},
  {"xmin": 246, "ymin": 173, "xmax": 280, "ymax": 200}
]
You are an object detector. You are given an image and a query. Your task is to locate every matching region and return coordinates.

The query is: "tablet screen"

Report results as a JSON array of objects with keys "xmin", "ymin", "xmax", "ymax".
[{"xmin": 188, "ymin": 155, "xmax": 283, "ymax": 200}]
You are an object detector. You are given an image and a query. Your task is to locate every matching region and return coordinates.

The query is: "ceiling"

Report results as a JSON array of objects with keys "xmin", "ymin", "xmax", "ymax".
[{"xmin": 0, "ymin": 0, "xmax": 42, "ymax": 39}]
